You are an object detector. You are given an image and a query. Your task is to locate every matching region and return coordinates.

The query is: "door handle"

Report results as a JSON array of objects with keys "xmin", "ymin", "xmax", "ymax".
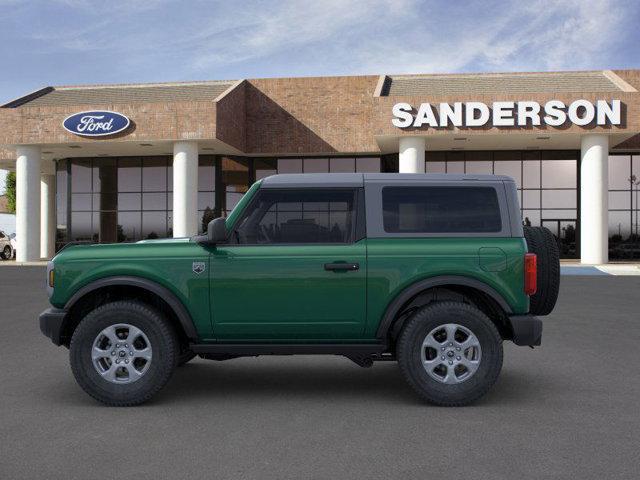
[{"xmin": 324, "ymin": 262, "xmax": 359, "ymax": 272}]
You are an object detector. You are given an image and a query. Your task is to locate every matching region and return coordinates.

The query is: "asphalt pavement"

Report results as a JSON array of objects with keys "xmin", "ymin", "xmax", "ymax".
[{"xmin": 1, "ymin": 267, "xmax": 639, "ymax": 479}]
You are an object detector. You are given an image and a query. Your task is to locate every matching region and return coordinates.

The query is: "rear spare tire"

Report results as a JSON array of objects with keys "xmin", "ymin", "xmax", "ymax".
[{"xmin": 523, "ymin": 226, "xmax": 560, "ymax": 316}]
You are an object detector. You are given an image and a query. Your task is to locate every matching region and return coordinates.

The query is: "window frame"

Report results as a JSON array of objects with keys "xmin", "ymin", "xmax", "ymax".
[
  {"xmin": 365, "ymin": 180, "xmax": 513, "ymax": 238},
  {"xmin": 227, "ymin": 187, "xmax": 362, "ymax": 246}
]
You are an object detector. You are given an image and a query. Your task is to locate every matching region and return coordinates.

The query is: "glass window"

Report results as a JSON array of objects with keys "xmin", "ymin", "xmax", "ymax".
[
  {"xmin": 522, "ymin": 160, "xmax": 541, "ymax": 188},
  {"xmin": 118, "ymin": 158, "xmax": 142, "ymax": 192},
  {"xmin": 609, "ymin": 155, "xmax": 631, "ymax": 190},
  {"xmin": 118, "ymin": 212, "xmax": 141, "ymax": 242},
  {"xmin": 304, "ymin": 158, "xmax": 329, "ymax": 173},
  {"xmin": 198, "ymin": 156, "xmax": 215, "ymax": 191},
  {"xmin": 255, "ymin": 158, "xmax": 277, "ymax": 180},
  {"xmin": 522, "ymin": 190, "xmax": 540, "ymax": 209},
  {"xmin": 541, "ymin": 190, "xmax": 576, "ymax": 209},
  {"xmin": 71, "ymin": 193, "xmax": 92, "ymax": 211},
  {"xmin": 142, "ymin": 211, "xmax": 167, "ymax": 239},
  {"xmin": 426, "ymin": 161, "xmax": 446, "ymax": 173},
  {"xmin": 234, "ymin": 189, "xmax": 355, "ymax": 244},
  {"xmin": 143, "ymin": 157, "xmax": 167, "ymax": 192},
  {"xmin": 446, "ymin": 161, "xmax": 464, "ymax": 174},
  {"xmin": 56, "ymin": 160, "xmax": 68, "ymax": 228},
  {"xmin": 493, "ymin": 160, "xmax": 521, "ymax": 186},
  {"xmin": 198, "ymin": 192, "xmax": 215, "ymax": 211},
  {"xmin": 142, "ymin": 193, "xmax": 167, "ymax": 211},
  {"xmin": 71, "ymin": 159, "xmax": 92, "ymax": 192},
  {"xmin": 541, "ymin": 160, "xmax": 576, "ymax": 188},
  {"xmin": 522, "ymin": 210, "xmax": 541, "ymax": 227},
  {"xmin": 356, "ymin": 157, "xmax": 380, "ymax": 173},
  {"xmin": 465, "ymin": 161, "xmax": 493, "ymax": 174},
  {"xmin": 609, "ymin": 191, "xmax": 631, "ymax": 210},
  {"xmin": 330, "ymin": 158, "xmax": 355, "ymax": 173},
  {"xmin": 118, "ymin": 193, "xmax": 141, "ymax": 211},
  {"xmin": 278, "ymin": 158, "xmax": 302, "ymax": 173},
  {"xmin": 382, "ymin": 186, "xmax": 502, "ymax": 233}
]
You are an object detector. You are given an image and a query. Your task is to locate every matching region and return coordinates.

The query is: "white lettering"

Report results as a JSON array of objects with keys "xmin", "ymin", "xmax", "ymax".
[
  {"xmin": 596, "ymin": 99, "xmax": 621, "ymax": 125},
  {"xmin": 543, "ymin": 100, "xmax": 567, "ymax": 127},
  {"xmin": 413, "ymin": 103, "xmax": 438, "ymax": 127},
  {"xmin": 465, "ymin": 102, "xmax": 490, "ymax": 127},
  {"xmin": 493, "ymin": 101, "xmax": 515, "ymax": 127},
  {"xmin": 391, "ymin": 103, "xmax": 414, "ymax": 128},
  {"xmin": 567, "ymin": 99, "xmax": 595, "ymax": 126},
  {"xmin": 391, "ymin": 99, "xmax": 622, "ymax": 129},
  {"xmin": 517, "ymin": 101, "xmax": 541, "ymax": 126},
  {"xmin": 439, "ymin": 102, "xmax": 463, "ymax": 127},
  {"xmin": 76, "ymin": 115, "xmax": 114, "ymax": 133}
]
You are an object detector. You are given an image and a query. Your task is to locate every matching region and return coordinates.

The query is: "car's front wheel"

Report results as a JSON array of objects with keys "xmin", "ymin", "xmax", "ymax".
[
  {"xmin": 397, "ymin": 301, "xmax": 503, "ymax": 406},
  {"xmin": 70, "ymin": 300, "xmax": 178, "ymax": 406}
]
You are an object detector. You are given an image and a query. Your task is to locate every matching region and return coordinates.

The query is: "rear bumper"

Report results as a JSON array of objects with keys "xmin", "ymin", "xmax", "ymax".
[
  {"xmin": 39, "ymin": 308, "xmax": 67, "ymax": 346},
  {"xmin": 508, "ymin": 314, "xmax": 542, "ymax": 346}
]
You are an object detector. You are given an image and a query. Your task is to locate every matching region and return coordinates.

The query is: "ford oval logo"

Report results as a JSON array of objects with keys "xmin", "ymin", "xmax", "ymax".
[{"xmin": 62, "ymin": 110, "xmax": 130, "ymax": 137}]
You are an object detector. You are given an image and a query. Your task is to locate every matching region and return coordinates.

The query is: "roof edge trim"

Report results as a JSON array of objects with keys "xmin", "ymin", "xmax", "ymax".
[
  {"xmin": 1, "ymin": 87, "xmax": 54, "ymax": 108},
  {"xmin": 373, "ymin": 75, "xmax": 389, "ymax": 97},
  {"xmin": 603, "ymin": 70, "xmax": 637, "ymax": 92},
  {"xmin": 214, "ymin": 79, "xmax": 246, "ymax": 102}
]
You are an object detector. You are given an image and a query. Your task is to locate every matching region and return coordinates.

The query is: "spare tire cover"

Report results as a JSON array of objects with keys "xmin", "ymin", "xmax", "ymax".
[{"xmin": 523, "ymin": 226, "xmax": 560, "ymax": 316}]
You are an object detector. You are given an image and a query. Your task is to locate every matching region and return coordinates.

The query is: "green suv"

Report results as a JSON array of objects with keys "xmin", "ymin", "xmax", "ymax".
[{"xmin": 39, "ymin": 173, "xmax": 560, "ymax": 406}]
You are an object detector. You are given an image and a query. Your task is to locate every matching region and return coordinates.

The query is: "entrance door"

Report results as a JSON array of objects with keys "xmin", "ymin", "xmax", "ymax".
[
  {"xmin": 541, "ymin": 218, "xmax": 578, "ymax": 259},
  {"xmin": 210, "ymin": 187, "xmax": 367, "ymax": 340}
]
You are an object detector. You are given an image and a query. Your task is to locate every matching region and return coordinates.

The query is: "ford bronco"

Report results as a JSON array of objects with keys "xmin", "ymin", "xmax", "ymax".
[{"xmin": 39, "ymin": 173, "xmax": 560, "ymax": 406}]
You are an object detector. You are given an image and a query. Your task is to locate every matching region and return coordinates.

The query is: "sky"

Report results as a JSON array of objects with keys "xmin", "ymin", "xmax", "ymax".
[{"xmin": 1, "ymin": 0, "xmax": 639, "ymax": 193}]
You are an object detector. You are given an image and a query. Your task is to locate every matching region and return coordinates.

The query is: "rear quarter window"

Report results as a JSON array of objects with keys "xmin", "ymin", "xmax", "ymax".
[{"xmin": 382, "ymin": 186, "xmax": 502, "ymax": 233}]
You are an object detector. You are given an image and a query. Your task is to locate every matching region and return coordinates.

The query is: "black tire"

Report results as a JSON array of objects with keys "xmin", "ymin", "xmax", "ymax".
[
  {"xmin": 70, "ymin": 300, "xmax": 178, "ymax": 406},
  {"xmin": 523, "ymin": 226, "xmax": 560, "ymax": 316},
  {"xmin": 397, "ymin": 302, "xmax": 503, "ymax": 406},
  {"xmin": 176, "ymin": 349, "xmax": 197, "ymax": 367},
  {"xmin": 1, "ymin": 245, "xmax": 11, "ymax": 260}
]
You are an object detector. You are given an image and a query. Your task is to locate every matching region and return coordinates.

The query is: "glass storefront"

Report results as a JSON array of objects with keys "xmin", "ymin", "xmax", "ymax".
[
  {"xmin": 608, "ymin": 154, "xmax": 640, "ymax": 260},
  {"xmin": 426, "ymin": 151, "xmax": 579, "ymax": 258},
  {"xmin": 54, "ymin": 152, "xmax": 640, "ymax": 259},
  {"xmin": 55, "ymin": 155, "xmax": 381, "ymax": 250}
]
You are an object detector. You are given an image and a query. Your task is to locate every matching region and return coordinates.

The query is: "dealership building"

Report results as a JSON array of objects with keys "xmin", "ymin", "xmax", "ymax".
[{"xmin": 1, "ymin": 69, "xmax": 639, "ymax": 263}]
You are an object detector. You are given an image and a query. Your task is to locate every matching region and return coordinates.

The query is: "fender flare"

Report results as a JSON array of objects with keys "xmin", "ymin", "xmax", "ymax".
[
  {"xmin": 375, "ymin": 275, "xmax": 513, "ymax": 339},
  {"xmin": 64, "ymin": 276, "xmax": 198, "ymax": 341}
]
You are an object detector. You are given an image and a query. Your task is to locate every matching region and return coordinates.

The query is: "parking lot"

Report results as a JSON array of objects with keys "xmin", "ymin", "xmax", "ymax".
[{"xmin": 1, "ymin": 266, "xmax": 639, "ymax": 479}]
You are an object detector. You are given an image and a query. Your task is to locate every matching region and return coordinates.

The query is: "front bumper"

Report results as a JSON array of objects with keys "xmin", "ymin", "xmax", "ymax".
[
  {"xmin": 508, "ymin": 314, "xmax": 542, "ymax": 346},
  {"xmin": 39, "ymin": 308, "xmax": 67, "ymax": 346}
]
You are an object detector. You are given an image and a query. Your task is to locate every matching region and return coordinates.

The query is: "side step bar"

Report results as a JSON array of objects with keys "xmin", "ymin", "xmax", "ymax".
[{"xmin": 190, "ymin": 343, "xmax": 388, "ymax": 356}]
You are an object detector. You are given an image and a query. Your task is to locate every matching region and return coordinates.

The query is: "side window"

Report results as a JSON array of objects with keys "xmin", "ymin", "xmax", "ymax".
[
  {"xmin": 234, "ymin": 189, "xmax": 356, "ymax": 244},
  {"xmin": 382, "ymin": 186, "xmax": 502, "ymax": 233},
  {"xmin": 0, "ymin": 232, "xmax": 5, "ymax": 239}
]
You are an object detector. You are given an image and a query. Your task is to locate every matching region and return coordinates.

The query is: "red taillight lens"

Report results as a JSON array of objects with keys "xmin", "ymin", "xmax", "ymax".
[{"xmin": 524, "ymin": 253, "xmax": 537, "ymax": 295}]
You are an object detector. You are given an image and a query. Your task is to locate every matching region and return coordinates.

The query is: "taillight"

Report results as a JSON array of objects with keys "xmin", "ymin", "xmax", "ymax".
[{"xmin": 524, "ymin": 253, "xmax": 537, "ymax": 295}]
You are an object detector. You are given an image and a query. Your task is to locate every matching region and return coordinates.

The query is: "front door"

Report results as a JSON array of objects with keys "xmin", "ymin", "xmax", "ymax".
[{"xmin": 210, "ymin": 187, "xmax": 366, "ymax": 340}]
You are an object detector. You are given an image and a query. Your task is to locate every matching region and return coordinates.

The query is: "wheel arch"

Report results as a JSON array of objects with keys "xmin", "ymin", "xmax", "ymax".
[
  {"xmin": 60, "ymin": 276, "xmax": 198, "ymax": 346},
  {"xmin": 375, "ymin": 275, "xmax": 514, "ymax": 342}
]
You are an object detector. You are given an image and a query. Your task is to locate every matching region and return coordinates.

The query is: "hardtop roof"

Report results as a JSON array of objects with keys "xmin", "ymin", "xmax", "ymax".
[{"xmin": 260, "ymin": 173, "xmax": 514, "ymax": 188}]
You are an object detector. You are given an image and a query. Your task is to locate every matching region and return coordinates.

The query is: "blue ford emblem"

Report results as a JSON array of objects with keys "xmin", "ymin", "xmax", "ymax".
[{"xmin": 63, "ymin": 110, "xmax": 130, "ymax": 137}]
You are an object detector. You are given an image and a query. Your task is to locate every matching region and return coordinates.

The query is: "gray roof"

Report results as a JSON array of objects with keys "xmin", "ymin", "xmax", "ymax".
[
  {"xmin": 2, "ymin": 81, "xmax": 236, "ymax": 108},
  {"xmin": 260, "ymin": 173, "xmax": 511, "ymax": 188},
  {"xmin": 383, "ymin": 71, "xmax": 624, "ymax": 96}
]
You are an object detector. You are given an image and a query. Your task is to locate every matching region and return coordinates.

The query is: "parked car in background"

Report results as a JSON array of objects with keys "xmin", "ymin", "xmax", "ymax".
[
  {"xmin": 8, "ymin": 232, "xmax": 16, "ymax": 258},
  {"xmin": 0, "ymin": 230, "xmax": 14, "ymax": 260}
]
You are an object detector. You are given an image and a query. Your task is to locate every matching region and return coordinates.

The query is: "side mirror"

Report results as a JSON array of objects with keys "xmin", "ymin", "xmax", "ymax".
[{"xmin": 207, "ymin": 217, "xmax": 228, "ymax": 244}]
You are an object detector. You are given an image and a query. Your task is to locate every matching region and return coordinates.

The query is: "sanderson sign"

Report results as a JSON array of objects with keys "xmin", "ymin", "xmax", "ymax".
[
  {"xmin": 63, "ymin": 110, "xmax": 131, "ymax": 137},
  {"xmin": 391, "ymin": 99, "xmax": 622, "ymax": 128}
]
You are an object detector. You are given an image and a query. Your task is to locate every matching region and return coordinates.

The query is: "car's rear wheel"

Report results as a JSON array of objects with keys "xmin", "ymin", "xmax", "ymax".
[
  {"xmin": 1, "ymin": 245, "xmax": 11, "ymax": 260},
  {"xmin": 70, "ymin": 300, "xmax": 178, "ymax": 406},
  {"xmin": 397, "ymin": 302, "xmax": 503, "ymax": 406}
]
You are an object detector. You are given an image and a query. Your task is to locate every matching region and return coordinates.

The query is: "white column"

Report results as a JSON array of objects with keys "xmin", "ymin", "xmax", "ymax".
[
  {"xmin": 172, "ymin": 141, "xmax": 199, "ymax": 237},
  {"xmin": 398, "ymin": 137, "xmax": 425, "ymax": 173},
  {"xmin": 15, "ymin": 146, "xmax": 41, "ymax": 262},
  {"xmin": 580, "ymin": 134, "xmax": 609, "ymax": 264},
  {"xmin": 40, "ymin": 173, "xmax": 56, "ymax": 259}
]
